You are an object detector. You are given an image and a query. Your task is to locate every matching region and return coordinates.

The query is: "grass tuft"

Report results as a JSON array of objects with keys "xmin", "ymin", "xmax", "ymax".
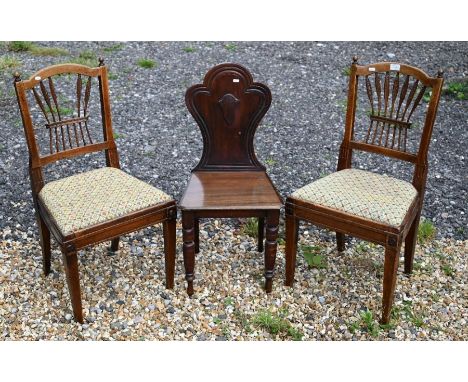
[
  {"xmin": 301, "ymin": 245, "xmax": 327, "ymax": 269},
  {"xmin": 0, "ymin": 56, "xmax": 21, "ymax": 72},
  {"xmin": 417, "ymin": 219, "xmax": 436, "ymax": 244},
  {"xmin": 7, "ymin": 41, "xmax": 34, "ymax": 52},
  {"xmin": 183, "ymin": 46, "xmax": 195, "ymax": 53},
  {"xmin": 241, "ymin": 218, "xmax": 258, "ymax": 239},
  {"xmin": 31, "ymin": 46, "xmax": 68, "ymax": 56},
  {"xmin": 103, "ymin": 43, "xmax": 124, "ymax": 52},
  {"xmin": 137, "ymin": 59, "xmax": 156, "ymax": 69},
  {"xmin": 70, "ymin": 51, "xmax": 99, "ymax": 67},
  {"xmin": 443, "ymin": 80, "xmax": 468, "ymax": 100},
  {"xmin": 224, "ymin": 43, "xmax": 237, "ymax": 51},
  {"xmin": 252, "ymin": 308, "xmax": 302, "ymax": 340}
]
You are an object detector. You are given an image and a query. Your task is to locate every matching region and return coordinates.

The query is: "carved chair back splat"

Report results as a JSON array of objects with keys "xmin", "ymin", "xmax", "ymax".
[
  {"xmin": 14, "ymin": 61, "xmax": 176, "ymax": 323},
  {"xmin": 185, "ymin": 63, "xmax": 271, "ymax": 171},
  {"xmin": 285, "ymin": 58, "xmax": 444, "ymax": 324},
  {"xmin": 180, "ymin": 63, "xmax": 282, "ymax": 296}
]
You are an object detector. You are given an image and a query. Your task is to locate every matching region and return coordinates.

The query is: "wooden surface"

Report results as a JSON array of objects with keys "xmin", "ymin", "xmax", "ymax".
[
  {"xmin": 179, "ymin": 171, "xmax": 282, "ymax": 210},
  {"xmin": 185, "ymin": 63, "xmax": 271, "ymax": 171}
]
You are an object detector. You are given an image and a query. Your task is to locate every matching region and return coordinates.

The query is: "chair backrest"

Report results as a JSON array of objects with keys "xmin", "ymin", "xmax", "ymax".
[
  {"xmin": 338, "ymin": 57, "xmax": 444, "ymax": 194},
  {"xmin": 14, "ymin": 60, "xmax": 119, "ymax": 196},
  {"xmin": 185, "ymin": 63, "xmax": 271, "ymax": 171}
]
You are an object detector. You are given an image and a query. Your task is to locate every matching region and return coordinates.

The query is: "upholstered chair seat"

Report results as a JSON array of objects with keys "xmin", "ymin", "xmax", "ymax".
[
  {"xmin": 292, "ymin": 169, "xmax": 417, "ymax": 228},
  {"xmin": 39, "ymin": 167, "xmax": 172, "ymax": 235}
]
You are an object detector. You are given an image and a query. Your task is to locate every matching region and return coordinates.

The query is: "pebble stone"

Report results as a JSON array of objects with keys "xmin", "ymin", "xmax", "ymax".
[{"xmin": 0, "ymin": 224, "xmax": 466, "ymax": 341}]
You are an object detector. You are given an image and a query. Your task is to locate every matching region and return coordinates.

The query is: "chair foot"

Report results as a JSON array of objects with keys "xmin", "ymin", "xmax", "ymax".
[
  {"xmin": 264, "ymin": 211, "xmax": 280, "ymax": 293},
  {"xmin": 336, "ymin": 232, "xmax": 345, "ymax": 252},
  {"xmin": 182, "ymin": 211, "xmax": 196, "ymax": 296},
  {"xmin": 107, "ymin": 237, "xmax": 120, "ymax": 255},
  {"xmin": 62, "ymin": 250, "xmax": 83, "ymax": 324}
]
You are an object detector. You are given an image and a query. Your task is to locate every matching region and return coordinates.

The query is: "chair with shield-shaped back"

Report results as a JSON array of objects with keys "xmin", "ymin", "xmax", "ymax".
[{"xmin": 180, "ymin": 63, "xmax": 282, "ymax": 295}]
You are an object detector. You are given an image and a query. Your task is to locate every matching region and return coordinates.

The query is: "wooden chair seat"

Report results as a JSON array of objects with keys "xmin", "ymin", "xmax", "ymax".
[
  {"xmin": 39, "ymin": 167, "xmax": 172, "ymax": 236},
  {"xmin": 291, "ymin": 169, "xmax": 418, "ymax": 228},
  {"xmin": 180, "ymin": 171, "xmax": 282, "ymax": 211}
]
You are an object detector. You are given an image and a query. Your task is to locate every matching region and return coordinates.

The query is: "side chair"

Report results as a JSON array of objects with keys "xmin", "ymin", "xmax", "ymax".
[
  {"xmin": 13, "ymin": 60, "xmax": 177, "ymax": 323},
  {"xmin": 284, "ymin": 58, "xmax": 444, "ymax": 324},
  {"xmin": 179, "ymin": 63, "xmax": 283, "ymax": 296}
]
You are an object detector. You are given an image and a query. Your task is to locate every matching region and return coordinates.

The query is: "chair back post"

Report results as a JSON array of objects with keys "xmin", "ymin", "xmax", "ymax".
[
  {"xmin": 97, "ymin": 58, "xmax": 120, "ymax": 169},
  {"xmin": 337, "ymin": 56, "xmax": 359, "ymax": 171},
  {"xmin": 14, "ymin": 72, "xmax": 45, "ymax": 198},
  {"xmin": 412, "ymin": 70, "xmax": 444, "ymax": 195}
]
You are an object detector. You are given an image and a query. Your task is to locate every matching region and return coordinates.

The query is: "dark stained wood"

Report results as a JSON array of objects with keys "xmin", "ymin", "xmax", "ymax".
[
  {"xmin": 13, "ymin": 62, "xmax": 176, "ymax": 323},
  {"xmin": 179, "ymin": 172, "xmax": 282, "ymax": 210},
  {"xmin": 257, "ymin": 217, "xmax": 265, "ymax": 252},
  {"xmin": 185, "ymin": 63, "xmax": 271, "ymax": 172},
  {"xmin": 181, "ymin": 63, "xmax": 282, "ymax": 295},
  {"xmin": 284, "ymin": 58, "xmax": 444, "ymax": 324}
]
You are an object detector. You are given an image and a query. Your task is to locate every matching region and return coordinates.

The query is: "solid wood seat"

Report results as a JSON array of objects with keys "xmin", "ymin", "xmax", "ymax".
[
  {"xmin": 181, "ymin": 63, "xmax": 282, "ymax": 296},
  {"xmin": 180, "ymin": 171, "xmax": 282, "ymax": 211}
]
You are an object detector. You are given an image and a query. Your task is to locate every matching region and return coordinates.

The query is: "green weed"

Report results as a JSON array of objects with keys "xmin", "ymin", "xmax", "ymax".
[{"xmin": 137, "ymin": 59, "xmax": 156, "ymax": 69}]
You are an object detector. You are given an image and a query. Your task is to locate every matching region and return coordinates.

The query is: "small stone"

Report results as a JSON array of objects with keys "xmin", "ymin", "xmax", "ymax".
[
  {"xmin": 65, "ymin": 314, "xmax": 72, "ymax": 321},
  {"xmin": 387, "ymin": 53, "xmax": 396, "ymax": 58},
  {"xmin": 167, "ymin": 307, "xmax": 176, "ymax": 314}
]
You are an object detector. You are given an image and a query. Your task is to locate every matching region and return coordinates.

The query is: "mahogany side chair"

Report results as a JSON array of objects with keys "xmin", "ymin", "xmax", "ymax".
[
  {"xmin": 13, "ymin": 60, "xmax": 177, "ymax": 323},
  {"xmin": 179, "ymin": 63, "xmax": 282, "ymax": 295},
  {"xmin": 284, "ymin": 58, "xmax": 444, "ymax": 324}
]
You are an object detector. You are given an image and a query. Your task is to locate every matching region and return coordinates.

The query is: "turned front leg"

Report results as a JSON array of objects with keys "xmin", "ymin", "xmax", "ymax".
[
  {"xmin": 264, "ymin": 210, "xmax": 280, "ymax": 293},
  {"xmin": 182, "ymin": 211, "xmax": 196, "ymax": 296}
]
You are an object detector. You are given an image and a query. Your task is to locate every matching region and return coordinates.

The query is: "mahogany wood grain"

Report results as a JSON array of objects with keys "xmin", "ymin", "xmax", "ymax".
[{"xmin": 181, "ymin": 63, "xmax": 282, "ymax": 295}]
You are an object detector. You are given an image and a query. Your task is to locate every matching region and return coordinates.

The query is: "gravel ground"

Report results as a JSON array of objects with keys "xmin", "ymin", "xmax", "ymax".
[
  {"xmin": 0, "ymin": 223, "xmax": 466, "ymax": 340},
  {"xmin": 0, "ymin": 42, "xmax": 466, "ymax": 340}
]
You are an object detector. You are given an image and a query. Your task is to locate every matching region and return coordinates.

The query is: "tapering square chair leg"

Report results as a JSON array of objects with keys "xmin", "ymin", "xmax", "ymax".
[
  {"xmin": 163, "ymin": 217, "xmax": 176, "ymax": 290},
  {"xmin": 285, "ymin": 213, "xmax": 299, "ymax": 287},
  {"xmin": 37, "ymin": 215, "xmax": 51, "ymax": 276},
  {"xmin": 194, "ymin": 218, "xmax": 200, "ymax": 254},
  {"xmin": 381, "ymin": 244, "xmax": 400, "ymax": 324},
  {"xmin": 264, "ymin": 211, "xmax": 280, "ymax": 293},
  {"xmin": 110, "ymin": 237, "xmax": 120, "ymax": 252},
  {"xmin": 182, "ymin": 211, "xmax": 196, "ymax": 296},
  {"xmin": 336, "ymin": 232, "xmax": 346, "ymax": 252},
  {"xmin": 404, "ymin": 214, "xmax": 420, "ymax": 274},
  {"xmin": 258, "ymin": 217, "xmax": 265, "ymax": 252},
  {"xmin": 62, "ymin": 250, "xmax": 83, "ymax": 323}
]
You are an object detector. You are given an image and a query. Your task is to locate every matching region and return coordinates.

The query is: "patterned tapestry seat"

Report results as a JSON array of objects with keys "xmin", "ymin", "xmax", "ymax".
[
  {"xmin": 39, "ymin": 167, "xmax": 172, "ymax": 235},
  {"xmin": 291, "ymin": 169, "xmax": 418, "ymax": 228}
]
